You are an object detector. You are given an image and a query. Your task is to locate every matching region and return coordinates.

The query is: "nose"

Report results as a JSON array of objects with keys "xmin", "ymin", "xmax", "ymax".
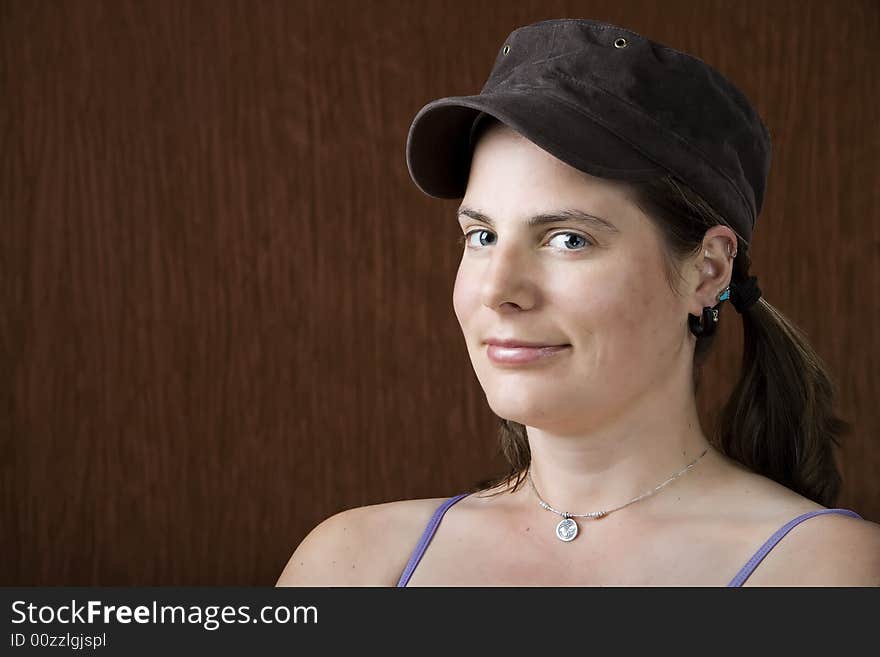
[{"xmin": 479, "ymin": 240, "xmax": 537, "ymax": 311}]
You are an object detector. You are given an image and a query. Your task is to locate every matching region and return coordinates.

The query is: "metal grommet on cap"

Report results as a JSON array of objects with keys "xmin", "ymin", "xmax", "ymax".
[
  {"xmin": 502, "ymin": 44, "xmax": 510, "ymax": 54},
  {"xmin": 614, "ymin": 37, "xmax": 628, "ymax": 48}
]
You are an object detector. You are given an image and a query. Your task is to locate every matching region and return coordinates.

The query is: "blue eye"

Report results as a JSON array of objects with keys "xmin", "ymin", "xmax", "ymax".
[
  {"xmin": 460, "ymin": 229, "xmax": 496, "ymax": 248},
  {"xmin": 459, "ymin": 230, "xmax": 592, "ymax": 252},
  {"xmin": 547, "ymin": 232, "xmax": 591, "ymax": 251}
]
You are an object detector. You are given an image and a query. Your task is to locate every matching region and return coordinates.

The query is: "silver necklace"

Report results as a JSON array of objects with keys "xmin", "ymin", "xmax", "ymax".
[{"xmin": 526, "ymin": 448, "xmax": 709, "ymax": 542}]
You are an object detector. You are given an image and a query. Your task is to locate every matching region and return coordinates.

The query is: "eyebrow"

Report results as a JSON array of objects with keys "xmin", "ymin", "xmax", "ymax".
[{"xmin": 456, "ymin": 205, "xmax": 620, "ymax": 233}]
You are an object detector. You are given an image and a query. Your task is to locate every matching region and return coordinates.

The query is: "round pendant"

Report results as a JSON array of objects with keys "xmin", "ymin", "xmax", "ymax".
[{"xmin": 555, "ymin": 517, "xmax": 578, "ymax": 542}]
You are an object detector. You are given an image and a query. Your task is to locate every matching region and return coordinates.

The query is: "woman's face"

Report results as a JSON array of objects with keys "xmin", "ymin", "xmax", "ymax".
[{"xmin": 452, "ymin": 123, "xmax": 694, "ymax": 434}]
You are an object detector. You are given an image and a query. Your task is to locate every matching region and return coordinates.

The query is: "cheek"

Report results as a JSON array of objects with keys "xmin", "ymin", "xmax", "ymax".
[
  {"xmin": 561, "ymin": 258, "xmax": 674, "ymax": 353},
  {"xmin": 452, "ymin": 261, "xmax": 478, "ymax": 330},
  {"xmin": 561, "ymin": 269, "xmax": 641, "ymax": 337}
]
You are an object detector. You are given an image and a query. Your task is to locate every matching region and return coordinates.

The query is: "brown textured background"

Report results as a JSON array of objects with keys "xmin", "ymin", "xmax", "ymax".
[{"xmin": 2, "ymin": 0, "xmax": 877, "ymax": 585}]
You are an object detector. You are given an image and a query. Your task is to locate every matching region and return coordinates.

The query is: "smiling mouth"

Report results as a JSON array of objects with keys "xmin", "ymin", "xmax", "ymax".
[{"xmin": 485, "ymin": 343, "xmax": 572, "ymax": 365}]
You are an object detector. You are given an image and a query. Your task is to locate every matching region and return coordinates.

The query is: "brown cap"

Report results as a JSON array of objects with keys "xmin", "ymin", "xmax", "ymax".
[{"xmin": 405, "ymin": 18, "xmax": 772, "ymax": 243}]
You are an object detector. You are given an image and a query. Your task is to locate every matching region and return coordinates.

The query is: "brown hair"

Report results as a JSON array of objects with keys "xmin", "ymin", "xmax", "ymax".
[{"xmin": 466, "ymin": 116, "xmax": 850, "ymax": 507}]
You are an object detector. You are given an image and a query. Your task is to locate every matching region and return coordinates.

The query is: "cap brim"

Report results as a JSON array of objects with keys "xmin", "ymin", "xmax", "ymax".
[{"xmin": 406, "ymin": 90, "xmax": 668, "ymax": 199}]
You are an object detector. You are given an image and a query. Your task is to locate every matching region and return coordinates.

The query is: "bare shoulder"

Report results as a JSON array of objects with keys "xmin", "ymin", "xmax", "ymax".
[
  {"xmin": 275, "ymin": 496, "xmax": 451, "ymax": 587},
  {"xmin": 749, "ymin": 511, "xmax": 880, "ymax": 586},
  {"xmin": 732, "ymin": 478, "xmax": 880, "ymax": 586},
  {"xmin": 706, "ymin": 463, "xmax": 880, "ymax": 585}
]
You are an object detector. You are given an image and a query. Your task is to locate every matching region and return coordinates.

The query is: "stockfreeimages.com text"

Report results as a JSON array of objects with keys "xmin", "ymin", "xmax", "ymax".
[{"xmin": 11, "ymin": 600, "xmax": 317, "ymax": 631}]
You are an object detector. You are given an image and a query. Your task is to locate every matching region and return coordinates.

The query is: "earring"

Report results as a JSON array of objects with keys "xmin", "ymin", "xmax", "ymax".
[
  {"xmin": 688, "ymin": 306, "xmax": 719, "ymax": 337},
  {"xmin": 706, "ymin": 243, "xmax": 739, "ymax": 259},
  {"xmin": 689, "ymin": 286, "xmax": 730, "ymax": 337}
]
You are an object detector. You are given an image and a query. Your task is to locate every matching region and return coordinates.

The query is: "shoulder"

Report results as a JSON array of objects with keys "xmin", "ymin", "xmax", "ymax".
[
  {"xmin": 743, "ymin": 509, "xmax": 880, "ymax": 586},
  {"xmin": 704, "ymin": 463, "xmax": 880, "ymax": 585},
  {"xmin": 275, "ymin": 496, "xmax": 453, "ymax": 586}
]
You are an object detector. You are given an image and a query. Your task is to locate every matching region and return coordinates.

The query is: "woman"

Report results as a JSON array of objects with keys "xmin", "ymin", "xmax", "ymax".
[{"xmin": 277, "ymin": 18, "xmax": 880, "ymax": 586}]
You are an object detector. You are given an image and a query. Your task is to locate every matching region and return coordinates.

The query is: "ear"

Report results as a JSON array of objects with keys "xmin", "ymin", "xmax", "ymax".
[{"xmin": 687, "ymin": 226, "xmax": 738, "ymax": 316}]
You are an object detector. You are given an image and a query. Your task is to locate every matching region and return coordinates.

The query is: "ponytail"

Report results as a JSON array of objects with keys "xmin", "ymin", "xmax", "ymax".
[{"xmin": 714, "ymin": 295, "xmax": 849, "ymax": 506}]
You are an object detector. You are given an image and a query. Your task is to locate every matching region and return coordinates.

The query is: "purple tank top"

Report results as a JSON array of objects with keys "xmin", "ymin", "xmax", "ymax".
[{"xmin": 395, "ymin": 493, "xmax": 863, "ymax": 587}]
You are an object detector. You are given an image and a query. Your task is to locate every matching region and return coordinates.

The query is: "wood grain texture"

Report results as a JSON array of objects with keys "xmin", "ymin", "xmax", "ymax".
[{"xmin": 1, "ymin": 0, "xmax": 877, "ymax": 585}]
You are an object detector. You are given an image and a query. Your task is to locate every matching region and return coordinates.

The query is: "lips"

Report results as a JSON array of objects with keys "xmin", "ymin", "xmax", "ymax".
[
  {"xmin": 484, "ymin": 338, "xmax": 568, "ymax": 348},
  {"xmin": 485, "ymin": 343, "xmax": 571, "ymax": 365}
]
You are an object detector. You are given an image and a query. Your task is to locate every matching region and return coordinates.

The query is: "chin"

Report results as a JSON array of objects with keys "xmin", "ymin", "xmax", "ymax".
[{"xmin": 484, "ymin": 394, "xmax": 559, "ymax": 427}]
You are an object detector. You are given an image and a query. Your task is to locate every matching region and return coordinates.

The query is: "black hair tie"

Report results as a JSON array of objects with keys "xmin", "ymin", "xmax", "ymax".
[{"xmin": 730, "ymin": 275, "xmax": 762, "ymax": 313}]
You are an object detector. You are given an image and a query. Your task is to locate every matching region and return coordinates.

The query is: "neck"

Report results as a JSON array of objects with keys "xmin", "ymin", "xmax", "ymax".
[{"xmin": 519, "ymin": 360, "xmax": 716, "ymax": 517}]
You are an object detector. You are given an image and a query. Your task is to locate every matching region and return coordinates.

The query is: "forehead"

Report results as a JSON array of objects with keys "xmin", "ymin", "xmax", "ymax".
[{"xmin": 463, "ymin": 123, "xmax": 643, "ymax": 227}]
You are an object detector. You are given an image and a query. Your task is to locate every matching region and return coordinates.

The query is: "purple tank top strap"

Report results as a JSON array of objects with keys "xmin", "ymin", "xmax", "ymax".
[
  {"xmin": 396, "ymin": 493, "xmax": 470, "ymax": 587},
  {"xmin": 726, "ymin": 508, "xmax": 863, "ymax": 587}
]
